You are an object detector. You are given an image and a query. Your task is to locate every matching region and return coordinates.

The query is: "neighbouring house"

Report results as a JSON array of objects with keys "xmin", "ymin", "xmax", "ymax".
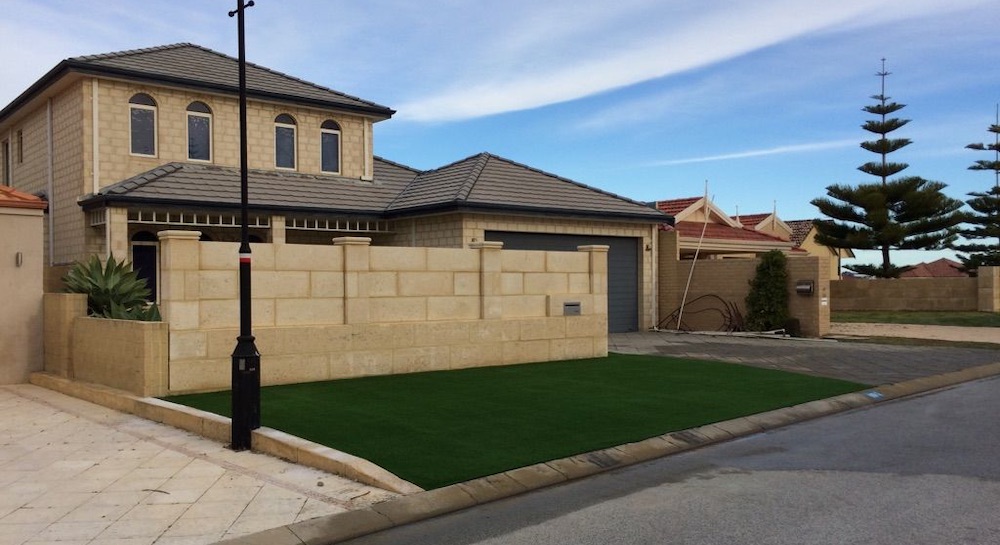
[
  {"xmin": 899, "ymin": 258, "xmax": 968, "ymax": 278},
  {"xmin": 654, "ymin": 197, "xmax": 795, "ymax": 258},
  {"xmin": 733, "ymin": 212, "xmax": 793, "ymax": 243},
  {"xmin": 0, "ymin": 43, "xmax": 669, "ymax": 336},
  {"xmin": 785, "ymin": 219, "xmax": 854, "ymax": 279},
  {"xmin": 653, "ymin": 197, "xmax": 830, "ymax": 337},
  {"xmin": 0, "ymin": 186, "xmax": 47, "ymax": 384}
]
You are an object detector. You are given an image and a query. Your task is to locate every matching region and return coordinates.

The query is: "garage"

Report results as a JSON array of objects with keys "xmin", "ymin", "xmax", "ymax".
[{"xmin": 485, "ymin": 231, "xmax": 640, "ymax": 333}]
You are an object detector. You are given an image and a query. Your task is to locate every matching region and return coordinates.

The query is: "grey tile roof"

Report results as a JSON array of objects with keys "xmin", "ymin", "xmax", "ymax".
[
  {"xmin": 3, "ymin": 43, "xmax": 393, "ymax": 125},
  {"xmin": 82, "ymin": 153, "xmax": 668, "ymax": 223},
  {"xmin": 85, "ymin": 160, "xmax": 415, "ymax": 216},
  {"xmin": 71, "ymin": 43, "xmax": 393, "ymax": 117},
  {"xmin": 387, "ymin": 153, "xmax": 667, "ymax": 221}
]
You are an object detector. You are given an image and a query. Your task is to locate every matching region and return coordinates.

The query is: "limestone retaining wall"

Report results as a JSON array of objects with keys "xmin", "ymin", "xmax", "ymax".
[
  {"xmin": 159, "ymin": 232, "xmax": 609, "ymax": 393},
  {"xmin": 43, "ymin": 293, "xmax": 169, "ymax": 396}
]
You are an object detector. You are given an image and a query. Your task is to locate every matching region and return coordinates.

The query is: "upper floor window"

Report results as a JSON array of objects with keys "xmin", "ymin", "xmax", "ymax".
[
  {"xmin": 274, "ymin": 114, "xmax": 296, "ymax": 169},
  {"xmin": 129, "ymin": 93, "xmax": 157, "ymax": 156},
  {"xmin": 320, "ymin": 120, "xmax": 341, "ymax": 174},
  {"xmin": 16, "ymin": 130, "xmax": 23, "ymax": 163},
  {"xmin": 187, "ymin": 101, "xmax": 212, "ymax": 162},
  {"xmin": 1, "ymin": 140, "xmax": 9, "ymax": 186}
]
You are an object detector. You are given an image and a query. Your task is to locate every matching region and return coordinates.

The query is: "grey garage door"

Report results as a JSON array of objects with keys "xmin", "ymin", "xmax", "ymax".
[{"xmin": 485, "ymin": 231, "xmax": 639, "ymax": 333}]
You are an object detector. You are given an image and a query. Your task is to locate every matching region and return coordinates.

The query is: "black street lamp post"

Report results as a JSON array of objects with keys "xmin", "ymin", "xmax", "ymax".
[{"xmin": 229, "ymin": 0, "xmax": 260, "ymax": 451}]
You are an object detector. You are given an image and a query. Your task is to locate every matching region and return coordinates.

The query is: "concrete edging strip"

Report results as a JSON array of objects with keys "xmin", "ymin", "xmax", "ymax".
[{"xmin": 213, "ymin": 360, "xmax": 1000, "ymax": 545}]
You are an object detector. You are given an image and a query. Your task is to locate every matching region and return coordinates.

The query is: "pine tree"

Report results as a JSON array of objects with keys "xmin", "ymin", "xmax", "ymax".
[
  {"xmin": 811, "ymin": 60, "xmax": 965, "ymax": 278},
  {"xmin": 952, "ymin": 107, "xmax": 1000, "ymax": 273}
]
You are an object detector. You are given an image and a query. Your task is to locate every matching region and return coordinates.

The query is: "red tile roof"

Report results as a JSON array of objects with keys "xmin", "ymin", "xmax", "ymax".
[
  {"xmin": 733, "ymin": 213, "xmax": 771, "ymax": 227},
  {"xmin": 655, "ymin": 197, "xmax": 701, "ymax": 216},
  {"xmin": 665, "ymin": 221, "xmax": 791, "ymax": 244},
  {"xmin": 899, "ymin": 258, "xmax": 968, "ymax": 278},
  {"xmin": 0, "ymin": 186, "xmax": 47, "ymax": 210}
]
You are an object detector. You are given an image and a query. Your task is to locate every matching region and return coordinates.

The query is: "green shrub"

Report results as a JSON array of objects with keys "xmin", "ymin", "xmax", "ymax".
[
  {"xmin": 63, "ymin": 254, "xmax": 161, "ymax": 321},
  {"xmin": 744, "ymin": 250, "xmax": 789, "ymax": 332}
]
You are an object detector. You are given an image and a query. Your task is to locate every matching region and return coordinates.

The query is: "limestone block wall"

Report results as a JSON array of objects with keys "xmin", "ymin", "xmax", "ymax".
[
  {"xmin": 42, "ymin": 292, "xmax": 168, "ymax": 396},
  {"xmin": 72, "ymin": 318, "xmax": 169, "ymax": 396},
  {"xmin": 0, "ymin": 206, "xmax": 45, "ymax": 384},
  {"xmin": 159, "ymin": 233, "xmax": 609, "ymax": 394},
  {"xmin": 979, "ymin": 267, "xmax": 1000, "ymax": 312},
  {"xmin": 830, "ymin": 273, "xmax": 998, "ymax": 312},
  {"xmin": 88, "ymin": 78, "xmax": 371, "ymax": 187},
  {"xmin": 387, "ymin": 212, "xmax": 657, "ymax": 330},
  {"xmin": 43, "ymin": 293, "xmax": 88, "ymax": 378},
  {"xmin": 1, "ymin": 83, "xmax": 87, "ymax": 272},
  {"xmin": 658, "ymin": 231, "xmax": 830, "ymax": 337}
]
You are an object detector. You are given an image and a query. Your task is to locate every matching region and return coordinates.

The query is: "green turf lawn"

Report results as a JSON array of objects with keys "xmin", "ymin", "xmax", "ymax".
[
  {"xmin": 832, "ymin": 310, "xmax": 1000, "ymax": 327},
  {"xmin": 165, "ymin": 354, "xmax": 866, "ymax": 489}
]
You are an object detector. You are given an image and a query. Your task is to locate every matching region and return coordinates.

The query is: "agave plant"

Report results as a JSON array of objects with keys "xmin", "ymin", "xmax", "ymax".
[{"xmin": 63, "ymin": 254, "xmax": 161, "ymax": 321}]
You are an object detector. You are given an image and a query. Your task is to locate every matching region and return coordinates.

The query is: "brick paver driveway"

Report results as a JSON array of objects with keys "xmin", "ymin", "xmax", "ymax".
[{"xmin": 610, "ymin": 331, "xmax": 1000, "ymax": 385}]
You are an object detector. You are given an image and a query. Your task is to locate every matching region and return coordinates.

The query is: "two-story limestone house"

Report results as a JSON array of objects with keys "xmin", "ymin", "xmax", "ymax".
[{"xmin": 0, "ymin": 43, "xmax": 668, "ymax": 332}]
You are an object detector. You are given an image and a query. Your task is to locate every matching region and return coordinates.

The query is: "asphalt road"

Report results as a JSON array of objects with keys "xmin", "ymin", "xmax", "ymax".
[{"xmin": 342, "ymin": 376, "xmax": 1000, "ymax": 545}]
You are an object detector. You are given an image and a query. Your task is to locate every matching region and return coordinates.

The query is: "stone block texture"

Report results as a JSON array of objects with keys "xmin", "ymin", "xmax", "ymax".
[{"xmin": 158, "ymin": 238, "xmax": 609, "ymax": 393}]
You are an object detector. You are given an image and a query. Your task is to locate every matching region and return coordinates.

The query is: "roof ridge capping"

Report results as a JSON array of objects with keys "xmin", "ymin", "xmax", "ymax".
[
  {"xmin": 69, "ymin": 42, "xmax": 195, "ymax": 62},
  {"xmin": 98, "ymin": 162, "xmax": 185, "ymax": 196},
  {"xmin": 67, "ymin": 43, "xmax": 393, "ymax": 116},
  {"xmin": 456, "ymin": 152, "xmax": 492, "ymax": 202}
]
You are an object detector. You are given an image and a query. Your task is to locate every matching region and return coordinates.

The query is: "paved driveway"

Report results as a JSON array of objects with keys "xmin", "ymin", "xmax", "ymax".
[{"xmin": 609, "ymin": 331, "xmax": 1000, "ymax": 385}]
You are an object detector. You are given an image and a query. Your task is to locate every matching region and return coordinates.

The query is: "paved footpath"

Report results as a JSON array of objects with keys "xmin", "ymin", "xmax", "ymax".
[{"xmin": 0, "ymin": 384, "xmax": 396, "ymax": 545}]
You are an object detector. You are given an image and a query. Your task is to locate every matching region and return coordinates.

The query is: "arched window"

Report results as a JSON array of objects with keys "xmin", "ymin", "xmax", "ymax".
[
  {"xmin": 320, "ymin": 120, "xmax": 341, "ymax": 174},
  {"xmin": 187, "ymin": 101, "xmax": 212, "ymax": 161},
  {"xmin": 129, "ymin": 93, "xmax": 157, "ymax": 156},
  {"xmin": 274, "ymin": 114, "xmax": 297, "ymax": 169}
]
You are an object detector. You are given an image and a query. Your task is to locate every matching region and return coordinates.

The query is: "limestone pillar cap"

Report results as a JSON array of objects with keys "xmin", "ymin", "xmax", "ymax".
[
  {"xmin": 333, "ymin": 236, "xmax": 372, "ymax": 246},
  {"xmin": 157, "ymin": 230, "xmax": 202, "ymax": 241},
  {"xmin": 470, "ymin": 241, "xmax": 503, "ymax": 249}
]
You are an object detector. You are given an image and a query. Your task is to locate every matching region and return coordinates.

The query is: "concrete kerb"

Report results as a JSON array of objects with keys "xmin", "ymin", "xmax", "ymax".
[
  {"xmin": 214, "ymin": 360, "xmax": 1000, "ymax": 545},
  {"xmin": 26, "ymin": 372, "xmax": 421, "ymax": 495}
]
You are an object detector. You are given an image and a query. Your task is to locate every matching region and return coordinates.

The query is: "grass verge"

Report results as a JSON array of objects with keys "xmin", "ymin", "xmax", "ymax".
[
  {"xmin": 165, "ymin": 354, "xmax": 866, "ymax": 489},
  {"xmin": 838, "ymin": 336, "xmax": 1000, "ymax": 350},
  {"xmin": 832, "ymin": 311, "xmax": 1000, "ymax": 328}
]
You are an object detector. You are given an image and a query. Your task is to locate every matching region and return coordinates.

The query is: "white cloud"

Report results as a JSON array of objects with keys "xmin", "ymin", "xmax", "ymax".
[
  {"xmin": 396, "ymin": 0, "xmax": 991, "ymax": 122},
  {"xmin": 647, "ymin": 140, "xmax": 858, "ymax": 166}
]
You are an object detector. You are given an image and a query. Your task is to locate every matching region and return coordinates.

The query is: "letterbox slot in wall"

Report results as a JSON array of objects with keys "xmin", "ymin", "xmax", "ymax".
[{"xmin": 563, "ymin": 302, "xmax": 581, "ymax": 316}]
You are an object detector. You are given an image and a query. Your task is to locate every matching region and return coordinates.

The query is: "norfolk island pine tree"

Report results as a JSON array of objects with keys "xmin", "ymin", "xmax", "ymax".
[
  {"xmin": 952, "ymin": 107, "xmax": 1000, "ymax": 274},
  {"xmin": 811, "ymin": 60, "xmax": 965, "ymax": 278}
]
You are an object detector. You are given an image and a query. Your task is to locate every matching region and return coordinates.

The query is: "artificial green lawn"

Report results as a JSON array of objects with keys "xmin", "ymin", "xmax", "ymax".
[
  {"xmin": 832, "ymin": 310, "xmax": 1000, "ymax": 328},
  {"xmin": 165, "ymin": 354, "xmax": 866, "ymax": 489}
]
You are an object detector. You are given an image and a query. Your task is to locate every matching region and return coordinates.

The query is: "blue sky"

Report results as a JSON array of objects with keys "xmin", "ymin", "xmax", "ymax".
[{"xmin": 2, "ymin": 0, "xmax": 998, "ymax": 266}]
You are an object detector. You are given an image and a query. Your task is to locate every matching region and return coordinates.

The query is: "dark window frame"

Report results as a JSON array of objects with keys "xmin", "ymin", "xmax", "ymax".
[
  {"xmin": 320, "ymin": 119, "xmax": 341, "ymax": 174},
  {"xmin": 129, "ymin": 93, "xmax": 158, "ymax": 157},
  {"xmin": 186, "ymin": 101, "xmax": 213, "ymax": 162},
  {"xmin": 274, "ymin": 114, "xmax": 297, "ymax": 170}
]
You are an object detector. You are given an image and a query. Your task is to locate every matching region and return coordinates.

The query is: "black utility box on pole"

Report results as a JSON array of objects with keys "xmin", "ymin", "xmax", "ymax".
[{"xmin": 229, "ymin": 0, "xmax": 260, "ymax": 452}]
